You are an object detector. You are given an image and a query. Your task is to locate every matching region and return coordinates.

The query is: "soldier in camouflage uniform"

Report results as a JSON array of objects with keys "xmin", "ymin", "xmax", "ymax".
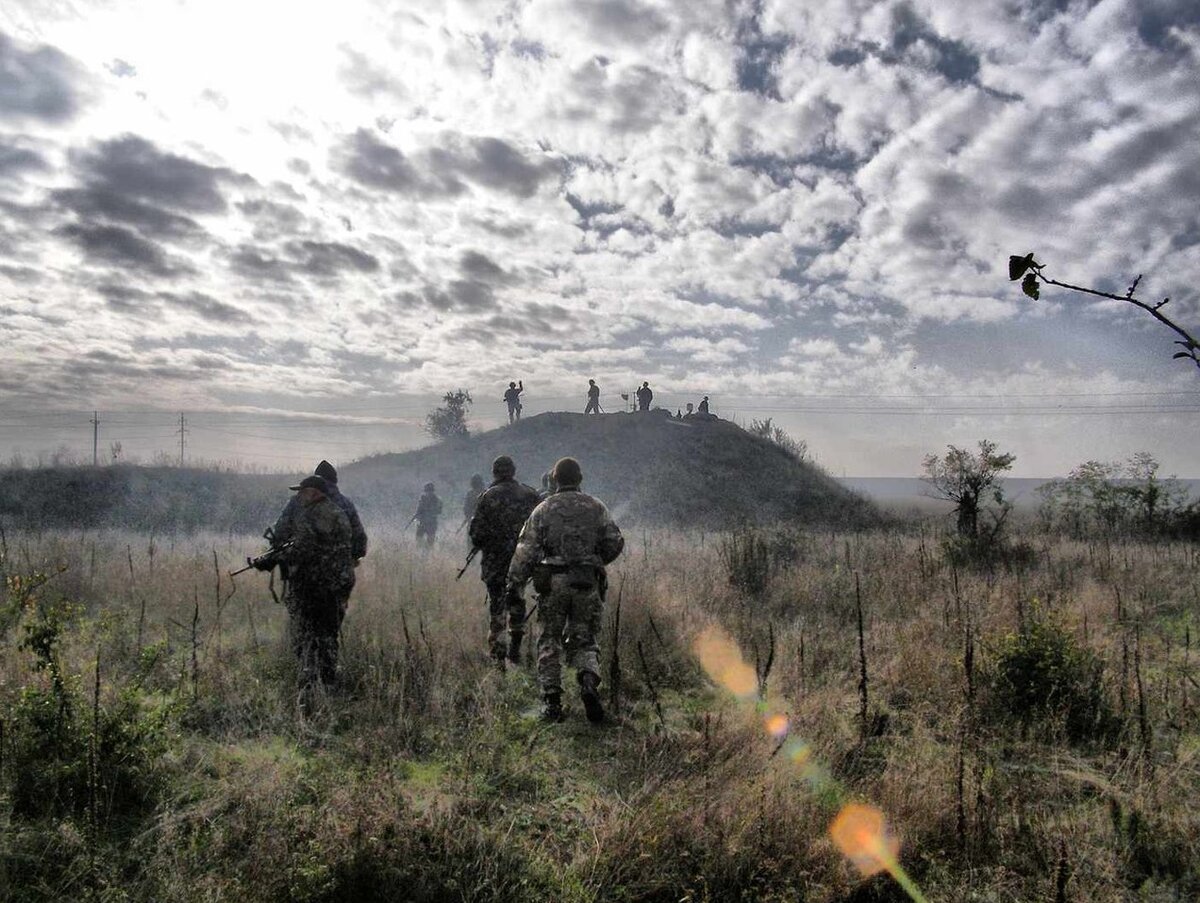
[
  {"xmin": 414, "ymin": 482, "xmax": 442, "ymax": 546},
  {"xmin": 468, "ymin": 456, "xmax": 541, "ymax": 668},
  {"xmin": 275, "ymin": 460, "xmax": 368, "ymax": 567},
  {"xmin": 507, "ymin": 457, "xmax": 624, "ymax": 722},
  {"xmin": 461, "ymin": 474, "xmax": 485, "ymax": 531},
  {"xmin": 262, "ymin": 475, "xmax": 356, "ymax": 692}
]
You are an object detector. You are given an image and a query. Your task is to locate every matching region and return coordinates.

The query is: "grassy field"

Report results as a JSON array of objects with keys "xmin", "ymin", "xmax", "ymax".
[{"xmin": 1, "ymin": 523, "xmax": 1198, "ymax": 901}]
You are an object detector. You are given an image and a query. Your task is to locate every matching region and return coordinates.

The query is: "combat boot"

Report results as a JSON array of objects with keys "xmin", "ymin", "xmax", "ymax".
[
  {"xmin": 540, "ymin": 693, "xmax": 564, "ymax": 723},
  {"xmin": 579, "ymin": 672, "xmax": 605, "ymax": 723},
  {"xmin": 507, "ymin": 632, "xmax": 523, "ymax": 666}
]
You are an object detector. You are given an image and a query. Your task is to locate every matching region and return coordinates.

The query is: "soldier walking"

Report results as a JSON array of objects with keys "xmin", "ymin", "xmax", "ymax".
[
  {"xmin": 461, "ymin": 474, "xmax": 485, "ymax": 532},
  {"xmin": 507, "ymin": 457, "xmax": 624, "ymax": 723},
  {"xmin": 262, "ymin": 474, "xmax": 356, "ymax": 696},
  {"xmin": 584, "ymin": 379, "xmax": 601, "ymax": 415},
  {"xmin": 276, "ymin": 460, "xmax": 368, "ymax": 567},
  {"xmin": 468, "ymin": 456, "xmax": 541, "ymax": 669},
  {"xmin": 413, "ymin": 482, "xmax": 443, "ymax": 545},
  {"xmin": 503, "ymin": 381, "xmax": 524, "ymax": 424},
  {"xmin": 635, "ymin": 381, "xmax": 653, "ymax": 412}
]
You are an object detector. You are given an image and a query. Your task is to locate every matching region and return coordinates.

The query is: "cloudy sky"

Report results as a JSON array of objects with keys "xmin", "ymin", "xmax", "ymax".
[{"xmin": 1, "ymin": 0, "xmax": 1198, "ymax": 476}]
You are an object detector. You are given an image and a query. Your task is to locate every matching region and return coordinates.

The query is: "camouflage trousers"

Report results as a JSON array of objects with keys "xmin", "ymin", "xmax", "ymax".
[
  {"xmin": 286, "ymin": 587, "xmax": 349, "ymax": 688},
  {"xmin": 485, "ymin": 576, "xmax": 526, "ymax": 660},
  {"xmin": 537, "ymin": 575, "xmax": 603, "ymax": 696}
]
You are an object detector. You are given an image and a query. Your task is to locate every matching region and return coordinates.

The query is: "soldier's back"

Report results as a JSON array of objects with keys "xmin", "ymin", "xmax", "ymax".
[{"xmin": 533, "ymin": 490, "xmax": 622, "ymax": 566}]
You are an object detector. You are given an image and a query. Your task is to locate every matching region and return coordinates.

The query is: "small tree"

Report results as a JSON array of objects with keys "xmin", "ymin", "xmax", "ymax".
[
  {"xmin": 425, "ymin": 389, "xmax": 473, "ymax": 440},
  {"xmin": 748, "ymin": 417, "xmax": 809, "ymax": 463},
  {"xmin": 922, "ymin": 440, "xmax": 1015, "ymax": 538}
]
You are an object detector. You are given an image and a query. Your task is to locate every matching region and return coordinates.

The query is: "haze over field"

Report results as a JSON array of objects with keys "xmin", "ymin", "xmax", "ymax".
[{"xmin": 1, "ymin": 0, "xmax": 1199, "ymax": 476}]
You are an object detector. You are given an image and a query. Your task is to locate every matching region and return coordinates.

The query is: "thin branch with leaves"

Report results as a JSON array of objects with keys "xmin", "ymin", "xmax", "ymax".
[{"xmin": 1008, "ymin": 253, "xmax": 1199, "ymax": 370}]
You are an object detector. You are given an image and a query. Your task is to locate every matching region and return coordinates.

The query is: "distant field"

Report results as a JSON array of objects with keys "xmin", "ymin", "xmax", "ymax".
[{"xmin": 841, "ymin": 476, "xmax": 1200, "ymax": 510}]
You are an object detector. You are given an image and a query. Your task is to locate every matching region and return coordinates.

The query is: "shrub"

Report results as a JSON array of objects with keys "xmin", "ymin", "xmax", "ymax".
[
  {"xmin": 984, "ymin": 609, "xmax": 1115, "ymax": 743},
  {"xmin": 720, "ymin": 525, "xmax": 772, "ymax": 597}
]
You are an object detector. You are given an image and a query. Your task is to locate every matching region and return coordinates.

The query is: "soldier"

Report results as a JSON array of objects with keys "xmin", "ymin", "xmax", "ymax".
[
  {"xmin": 468, "ymin": 455, "xmax": 541, "ymax": 669},
  {"xmin": 539, "ymin": 470, "xmax": 558, "ymax": 501},
  {"xmin": 460, "ymin": 474, "xmax": 485, "ymax": 533},
  {"xmin": 698, "ymin": 395, "xmax": 711, "ymax": 415},
  {"xmin": 635, "ymin": 381, "xmax": 653, "ymax": 412},
  {"xmin": 276, "ymin": 460, "xmax": 368, "ymax": 568},
  {"xmin": 413, "ymin": 482, "xmax": 442, "ymax": 546},
  {"xmin": 503, "ymin": 380, "xmax": 524, "ymax": 424},
  {"xmin": 584, "ymin": 379, "xmax": 601, "ymax": 415},
  {"xmin": 261, "ymin": 475, "xmax": 355, "ymax": 693},
  {"xmin": 507, "ymin": 456, "xmax": 624, "ymax": 723}
]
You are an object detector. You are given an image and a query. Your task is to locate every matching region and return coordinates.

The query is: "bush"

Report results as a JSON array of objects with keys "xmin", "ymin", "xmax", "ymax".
[
  {"xmin": 984, "ymin": 610, "xmax": 1116, "ymax": 743},
  {"xmin": 720, "ymin": 526, "xmax": 772, "ymax": 597}
]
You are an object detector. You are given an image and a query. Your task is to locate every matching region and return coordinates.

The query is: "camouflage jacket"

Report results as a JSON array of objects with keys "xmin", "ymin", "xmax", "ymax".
[
  {"xmin": 508, "ymin": 488, "xmax": 624, "ymax": 585},
  {"xmin": 416, "ymin": 493, "xmax": 442, "ymax": 524},
  {"xmin": 273, "ymin": 485, "xmax": 367, "ymax": 560},
  {"xmin": 468, "ymin": 478, "xmax": 541, "ymax": 582},
  {"xmin": 276, "ymin": 495, "xmax": 355, "ymax": 594}
]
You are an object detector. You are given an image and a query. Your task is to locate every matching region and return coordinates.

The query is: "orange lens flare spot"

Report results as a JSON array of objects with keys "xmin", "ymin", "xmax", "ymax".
[
  {"xmin": 693, "ymin": 626, "xmax": 758, "ymax": 699},
  {"xmin": 765, "ymin": 713, "xmax": 789, "ymax": 738},
  {"xmin": 829, "ymin": 803, "xmax": 900, "ymax": 878}
]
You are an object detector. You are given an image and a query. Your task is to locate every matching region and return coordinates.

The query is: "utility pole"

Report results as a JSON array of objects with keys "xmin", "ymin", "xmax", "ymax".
[
  {"xmin": 90, "ymin": 411, "xmax": 99, "ymax": 466},
  {"xmin": 176, "ymin": 413, "xmax": 188, "ymax": 466}
]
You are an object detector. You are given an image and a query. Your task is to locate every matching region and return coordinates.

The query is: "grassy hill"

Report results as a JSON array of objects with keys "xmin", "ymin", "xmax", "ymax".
[
  {"xmin": 346, "ymin": 411, "xmax": 873, "ymax": 529},
  {"xmin": 0, "ymin": 412, "xmax": 874, "ymax": 533}
]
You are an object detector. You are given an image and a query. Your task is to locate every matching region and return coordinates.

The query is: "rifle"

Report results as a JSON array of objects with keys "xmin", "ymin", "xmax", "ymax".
[
  {"xmin": 230, "ymin": 538, "xmax": 295, "ymax": 576},
  {"xmin": 456, "ymin": 546, "xmax": 480, "ymax": 580}
]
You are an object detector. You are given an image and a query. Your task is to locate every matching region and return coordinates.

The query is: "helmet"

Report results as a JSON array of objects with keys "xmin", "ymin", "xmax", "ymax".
[
  {"xmin": 314, "ymin": 460, "xmax": 337, "ymax": 484},
  {"xmin": 492, "ymin": 455, "xmax": 515, "ymax": 478},
  {"xmin": 588, "ymin": 378, "xmax": 595, "ymax": 385},
  {"xmin": 424, "ymin": 482, "xmax": 435, "ymax": 492},
  {"xmin": 551, "ymin": 456, "xmax": 582, "ymax": 488},
  {"xmin": 470, "ymin": 473, "xmax": 484, "ymax": 488},
  {"xmin": 509, "ymin": 381, "xmax": 516, "ymax": 388}
]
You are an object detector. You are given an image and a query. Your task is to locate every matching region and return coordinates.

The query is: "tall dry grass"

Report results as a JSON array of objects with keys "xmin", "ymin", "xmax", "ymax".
[{"xmin": 0, "ymin": 523, "xmax": 1197, "ymax": 901}]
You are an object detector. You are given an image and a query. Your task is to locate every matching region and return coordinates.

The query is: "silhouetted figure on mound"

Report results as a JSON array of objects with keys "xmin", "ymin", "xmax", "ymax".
[
  {"xmin": 504, "ymin": 380, "xmax": 523, "ymax": 424},
  {"xmin": 413, "ymin": 482, "xmax": 442, "ymax": 546},
  {"xmin": 265, "ymin": 475, "xmax": 355, "ymax": 697},
  {"xmin": 507, "ymin": 457, "xmax": 624, "ymax": 723},
  {"xmin": 698, "ymin": 395, "xmax": 710, "ymax": 415},
  {"xmin": 636, "ymin": 381, "xmax": 653, "ymax": 412},
  {"xmin": 469, "ymin": 455, "xmax": 541, "ymax": 670},
  {"xmin": 584, "ymin": 379, "xmax": 601, "ymax": 415}
]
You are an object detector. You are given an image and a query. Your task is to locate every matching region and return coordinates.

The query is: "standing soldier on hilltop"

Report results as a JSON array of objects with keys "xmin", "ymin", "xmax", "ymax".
[
  {"xmin": 584, "ymin": 379, "xmax": 601, "ymax": 415},
  {"xmin": 413, "ymin": 482, "xmax": 443, "ymax": 546},
  {"xmin": 503, "ymin": 381, "xmax": 524, "ymax": 424},
  {"xmin": 635, "ymin": 381, "xmax": 653, "ymax": 412},
  {"xmin": 468, "ymin": 456, "xmax": 541, "ymax": 670},
  {"xmin": 507, "ymin": 457, "xmax": 624, "ymax": 723},
  {"xmin": 261, "ymin": 475, "xmax": 355, "ymax": 701}
]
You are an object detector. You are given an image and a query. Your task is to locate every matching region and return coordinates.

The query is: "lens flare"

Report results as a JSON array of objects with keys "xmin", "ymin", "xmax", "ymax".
[
  {"xmin": 829, "ymin": 803, "xmax": 898, "ymax": 877},
  {"xmin": 693, "ymin": 626, "xmax": 757, "ymax": 699},
  {"xmin": 765, "ymin": 713, "xmax": 789, "ymax": 739}
]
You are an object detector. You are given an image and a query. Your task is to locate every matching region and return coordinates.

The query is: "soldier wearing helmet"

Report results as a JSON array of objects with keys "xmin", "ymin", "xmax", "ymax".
[
  {"xmin": 507, "ymin": 456, "xmax": 624, "ymax": 722},
  {"xmin": 503, "ymin": 380, "xmax": 524, "ymax": 424},
  {"xmin": 413, "ymin": 482, "xmax": 442, "ymax": 546},
  {"xmin": 262, "ymin": 474, "xmax": 355, "ymax": 698},
  {"xmin": 468, "ymin": 455, "xmax": 541, "ymax": 668}
]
